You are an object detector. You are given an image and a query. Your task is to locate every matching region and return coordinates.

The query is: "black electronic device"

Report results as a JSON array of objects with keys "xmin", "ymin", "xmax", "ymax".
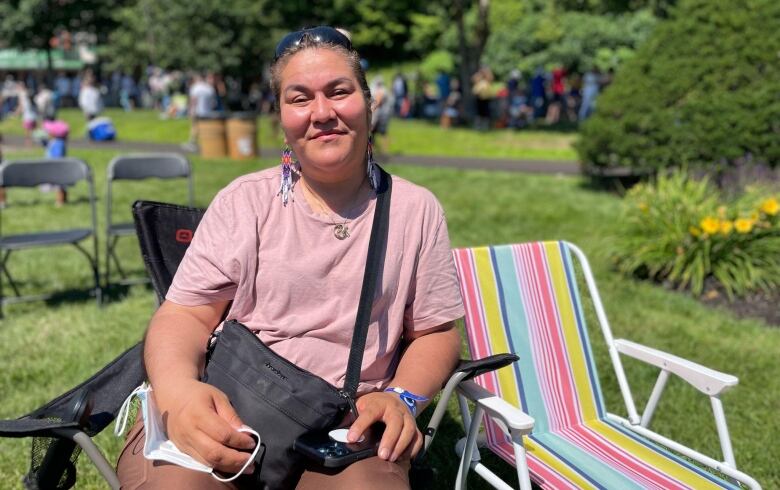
[{"xmin": 294, "ymin": 424, "xmax": 383, "ymax": 468}]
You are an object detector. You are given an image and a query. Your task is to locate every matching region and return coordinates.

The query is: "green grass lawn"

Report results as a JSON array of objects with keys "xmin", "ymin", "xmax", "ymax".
[
  {"xmin": 0, "ymin": 108, "xmax": 579, "ymax": 161},
  {"xmin": 0, "ymin": 147, "xmax": 777, "ymax": 489}
]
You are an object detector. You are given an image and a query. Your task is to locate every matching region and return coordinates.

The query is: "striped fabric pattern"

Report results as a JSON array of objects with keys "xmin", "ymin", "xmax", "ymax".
[{"xmin": 452, "ymin": 241, "xmax": 738, "ymax": 490}]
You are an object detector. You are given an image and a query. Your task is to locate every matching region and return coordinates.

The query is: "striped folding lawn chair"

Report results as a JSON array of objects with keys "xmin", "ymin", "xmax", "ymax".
[{"xmin": 451, "ymin": 241, "xmax": 761, "ymax": 490}]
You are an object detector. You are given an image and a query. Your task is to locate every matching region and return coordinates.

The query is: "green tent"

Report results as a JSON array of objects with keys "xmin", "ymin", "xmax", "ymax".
[{"xmin": 0, "ymin": 48, "xmax": 83, "ymax": 70}]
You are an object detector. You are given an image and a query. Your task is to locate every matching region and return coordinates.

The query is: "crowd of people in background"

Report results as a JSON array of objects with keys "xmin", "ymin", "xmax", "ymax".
[
  {"xmin": 0, "ymin": 63, "xmax": 612, "ymax": 144},
  {"xmin": 384, "ymin": 65, "xmax": 612, "ymax": 132}
]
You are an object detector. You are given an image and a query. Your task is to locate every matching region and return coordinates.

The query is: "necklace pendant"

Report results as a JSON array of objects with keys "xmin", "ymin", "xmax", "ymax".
[{"xmin": 334, "ymin": 224, "xmax": 350, "ymax": 240}]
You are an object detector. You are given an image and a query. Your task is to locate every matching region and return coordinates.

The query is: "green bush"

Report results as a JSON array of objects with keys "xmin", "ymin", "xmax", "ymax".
[
  {"xmin": 577, "ymin": 0, "xmax": 780, "ymax": 173},
  {"xmin": 613, "ymin": 169, "xmax": 780, "ymax": 297}
]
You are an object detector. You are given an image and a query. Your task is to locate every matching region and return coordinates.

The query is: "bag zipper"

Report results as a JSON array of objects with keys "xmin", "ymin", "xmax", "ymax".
[
  {"xmin": 338, "ymin": 389, "xmax": 359, "ymax": 417},
  {"xmin": 205, "ymin": 330, "xmax": 221, "ymax": 366}
]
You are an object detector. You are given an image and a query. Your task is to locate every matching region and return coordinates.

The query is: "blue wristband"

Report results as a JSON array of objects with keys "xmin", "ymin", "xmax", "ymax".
[{"xmin": 384, "ymin": 387, "xmax": 428, "ymax": 416}]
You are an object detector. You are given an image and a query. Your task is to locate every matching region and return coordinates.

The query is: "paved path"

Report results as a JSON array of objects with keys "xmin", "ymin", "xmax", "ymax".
[{"xmin": 1, "ymin": 134, "xmax": 580, "ymax": 175}]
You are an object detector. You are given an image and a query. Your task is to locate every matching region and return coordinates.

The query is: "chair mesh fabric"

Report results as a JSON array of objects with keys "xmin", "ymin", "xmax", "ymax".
[
  {"xmin": 452, "ymin": 241, "xmax": 738, "ymax": 490},
  {"xmin": 25, "ymin": 436, "xmax": 81, "ymax": 490},
  {"xmin": 132, "ymin": 200, "xmax": 205, "ymax": 302}
]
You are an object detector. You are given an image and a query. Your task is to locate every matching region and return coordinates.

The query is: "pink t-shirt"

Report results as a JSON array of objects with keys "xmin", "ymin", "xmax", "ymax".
[{"xmin": 167, "ymin": 166, "xmax": 464, "ymax": 393}]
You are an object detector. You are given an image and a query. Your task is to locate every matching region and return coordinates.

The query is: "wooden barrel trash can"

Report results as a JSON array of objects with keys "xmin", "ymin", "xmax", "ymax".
[
  {"xmin": 226, "ymin": 112, "xmax": 258, "ymax": 160},
  {"xmin": 197, "ymin": 114, "xmax": 227, "ymax": 158}
]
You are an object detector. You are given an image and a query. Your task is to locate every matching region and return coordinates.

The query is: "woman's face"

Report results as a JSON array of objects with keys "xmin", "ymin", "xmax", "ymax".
[{"xmin": 279, "ymin": 48, "xmax": 369, "ymax": 182}]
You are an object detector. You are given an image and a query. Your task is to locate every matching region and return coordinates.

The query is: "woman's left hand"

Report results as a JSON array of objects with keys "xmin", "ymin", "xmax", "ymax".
[{"xmin": 347, "ymin": 391, "xmax": 423, "ymax": 462}]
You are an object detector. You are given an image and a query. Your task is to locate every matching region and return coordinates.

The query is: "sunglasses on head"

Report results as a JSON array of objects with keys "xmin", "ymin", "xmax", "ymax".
[{"xmin": 274, "ymin": 26, "xmax": 353, "ymax": 61}]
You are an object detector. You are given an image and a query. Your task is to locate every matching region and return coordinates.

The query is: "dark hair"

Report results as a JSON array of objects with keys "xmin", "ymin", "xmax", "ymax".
[{"xmin": 269, "ymin": 33, "xmax": 372, "ymax": 114}]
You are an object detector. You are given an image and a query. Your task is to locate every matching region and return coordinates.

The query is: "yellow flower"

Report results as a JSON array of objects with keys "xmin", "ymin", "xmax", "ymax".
[
  {"xmin": 689, "ymin": 226, "xmax": 701, "ymax": 237},
  {"xmin": 700, "ymin": 217, "xmax": 720, "ymax": 235},
  {"xmin": 638, "ymin": 202, "xmax": 649, "ymax": 213},
  {"xmin": 734, "ymin": 218, "xmax": 754, "ymax": 234},
  {"xmin": 719, "ymin": 220, "xmax": 733, "ymax": 235},
  {"xmin": 760, "ymin": 197, "xmax": 779, "ymax": 216}
]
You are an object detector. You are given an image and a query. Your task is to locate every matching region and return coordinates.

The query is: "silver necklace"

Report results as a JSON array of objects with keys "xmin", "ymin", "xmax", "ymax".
[{"xmin": 303, "ymin": 178, "xmax": 367, "ymax": 240}]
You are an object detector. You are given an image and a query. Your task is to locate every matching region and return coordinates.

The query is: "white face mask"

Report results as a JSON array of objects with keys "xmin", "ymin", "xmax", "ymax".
[{"xmin": 116, "ymin": 383, "xmax": 261, "ymax": 483}]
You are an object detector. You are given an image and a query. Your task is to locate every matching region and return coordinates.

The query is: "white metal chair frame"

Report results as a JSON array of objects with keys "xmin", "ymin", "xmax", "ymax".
[
  {"xmin": 454, "ymin": 241, "xmax": 761, "ymax": 490},
  {"xmin": 104, "ymin": 153, "xmax": 193, "ymax": 287}
]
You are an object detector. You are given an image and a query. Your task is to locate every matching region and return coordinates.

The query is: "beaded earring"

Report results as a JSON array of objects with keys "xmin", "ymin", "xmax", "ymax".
[
  {"xmin": 278, "ymin": 145, "xmax": 299, "ymax": 206},
  {"xmin": 366, "ymin": 136, "xmax": 379, "ymax": 190}
]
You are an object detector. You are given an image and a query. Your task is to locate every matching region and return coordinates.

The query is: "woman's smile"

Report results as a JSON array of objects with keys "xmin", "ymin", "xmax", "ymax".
[{"xmin": 309, "ymin": 129, "xmax": 347, "ymax": 141}]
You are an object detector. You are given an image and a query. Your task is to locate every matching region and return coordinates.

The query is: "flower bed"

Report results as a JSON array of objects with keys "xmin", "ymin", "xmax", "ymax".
[{"xmin": 613, "ymin": 170, "xmax": 780, "ymax": 300}]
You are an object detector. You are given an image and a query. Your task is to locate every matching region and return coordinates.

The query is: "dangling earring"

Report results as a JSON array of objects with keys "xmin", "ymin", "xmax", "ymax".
[
  {"xmin": 278, "ymin": 145, "xmax": 299, "ymax": 206},
  {"xmin": 366, "ymin": 136, "xmax": 379, "ymax": 190}
]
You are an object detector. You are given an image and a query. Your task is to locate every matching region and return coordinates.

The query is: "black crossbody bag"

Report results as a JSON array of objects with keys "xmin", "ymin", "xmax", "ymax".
[{"xmin": 202, "ymin": 167, "xmax": 392, "ymax": 489}]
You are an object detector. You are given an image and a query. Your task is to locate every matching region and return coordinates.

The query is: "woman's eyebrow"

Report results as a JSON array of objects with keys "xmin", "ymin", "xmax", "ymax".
[{"xmin": 284, "ymin": 77, "xmax": 355, "ymax": 94}]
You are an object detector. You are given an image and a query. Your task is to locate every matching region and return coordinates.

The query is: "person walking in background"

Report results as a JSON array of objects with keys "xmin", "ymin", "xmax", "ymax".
[
  {"xmin": 579, "ymin": 70, "xmax": 600, "ymax": 121},
  {"xmin": 435, "ymin": 71, "xmax": 451, "ymax": 115},
  {"xmin": 545, "ymin": 65, "xmax": 566, "ymax": 125},
  {"xmin": 119, "ymin": 73, "xmax": 137, "ymax": 111},
  {"xmin": 1, "ymin": 75, "xmax": 18, "ymax": 117},
  {"xmin": 566, "ymin": 72, "xmax": 582, "ymax": 122},
  {"xmin": 506, "ymin": 69, "xmax": 533, "ymax": 129},
  {"xmin": 34, "ymin": 85, "xmax": 57, "ymax": 122},
  {"xmin": 370, "ymin": 76, "xmax": 394, "ymax": 155},
  {"xmin": 439, "ymin": 78, "xmax": 461, "ymax": 129},
  {"xmin": 78, "ymin": 76, "xmax": 103, "ymax": 121},
  {"xmin": 471, "ymin": 66, "xmax": 494, "ymax": 130},
  {"xmin": 15, "ymin": 82, "xmax": 37, "ymax": 145},
  {"xmin": 53, "ymin": 72, "xmax": 71, "ymax": 108},
  {"xmin": 70, "ymin": 73, "xmax": 82, "ymax": 110},
  {"xmin": 530, "ymin": 67, "xmax": 547, "ymax": 120},
  {"xmin": 182, "ymin": 73, "xmax": 217, "ymax": 151},
  {"xmin": 392, "ymin": 72, "xmax": 408, "ymax": 117}
]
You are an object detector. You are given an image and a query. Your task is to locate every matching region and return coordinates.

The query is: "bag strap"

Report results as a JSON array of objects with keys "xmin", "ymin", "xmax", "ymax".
[{"xmin": 343, "ymin": 166, "xmax": 392, "ymax": 397}]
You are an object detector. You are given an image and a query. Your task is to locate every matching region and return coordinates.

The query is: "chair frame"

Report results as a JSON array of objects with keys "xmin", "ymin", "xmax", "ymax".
[
  {"xmin": 104, "ymin": 153, "xmax": 193, "ymax": 288},
  {"xmin": 454, "ymin": 241, "xmax": 761, "ymax": 490},
  {"xmin": 0, "ymin": 158, "xmax": 101, "ymax": 317}
]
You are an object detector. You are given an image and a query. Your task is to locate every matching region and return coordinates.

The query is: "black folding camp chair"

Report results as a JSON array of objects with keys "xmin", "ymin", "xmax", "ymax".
[{"xmin": 0, "ymin": 200, "xmax": 517, "ymax": 489}]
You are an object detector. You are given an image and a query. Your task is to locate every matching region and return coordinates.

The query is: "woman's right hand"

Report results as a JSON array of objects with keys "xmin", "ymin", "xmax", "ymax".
[{"xmin": 154, "ymin": 378, "xmax": 258, "ymax": 474}]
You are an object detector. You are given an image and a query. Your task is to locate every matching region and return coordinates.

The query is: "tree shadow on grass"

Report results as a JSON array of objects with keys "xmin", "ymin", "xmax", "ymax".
[{"xmin": 100, "ymin": 281, "xmax": 155, "ymax": 304}]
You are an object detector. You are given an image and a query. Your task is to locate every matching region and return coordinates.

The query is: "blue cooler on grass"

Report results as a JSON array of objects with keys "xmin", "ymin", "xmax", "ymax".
[{"xmin": 88, "ymin": 117, "xmax": 117, "ymax": 141}]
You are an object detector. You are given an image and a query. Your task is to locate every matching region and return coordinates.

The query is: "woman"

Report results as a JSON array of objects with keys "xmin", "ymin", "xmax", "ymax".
[{"xmin": 116, "ymin": 27, "xmax": 463, "ymax": 489}]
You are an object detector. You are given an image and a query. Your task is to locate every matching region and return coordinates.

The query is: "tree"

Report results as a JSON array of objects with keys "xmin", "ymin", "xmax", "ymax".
[
  {"xmin": 0, "ymin": 0, "xmax": 123, "ymax": 80},
  {"xmin": 481, "ymin": 2, "xmax": 657, "ymax": 77},
  {"xmin": 250, "ymin": 0, "xmax": 442, "ymax": 63},
  {"xmin": 577, "ymin": 0, "xmax": 780, "ymax": 173},
  {"xmin": 104, "ymin": 0, "xmax": 279, "ymax": 82}
]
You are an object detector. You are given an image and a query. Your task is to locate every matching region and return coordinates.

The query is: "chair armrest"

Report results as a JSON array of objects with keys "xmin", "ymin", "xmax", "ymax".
[
  {"xmin": 614, "ymin": 339, "xmax": 738, "ymax": 396},
  {"xmin": 457, "ymin": 380, "xmax": 534, "ymax": 432},
  {"xmin": 455, "ymin": 354, "xmax": 519, "ymax": 381}
]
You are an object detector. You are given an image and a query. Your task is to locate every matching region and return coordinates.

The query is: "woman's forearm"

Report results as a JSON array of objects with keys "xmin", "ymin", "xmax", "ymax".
[
  {"xmin": 388, "ymin": 323, "xmax": 462, "ymax": 412},
  {"xmin": 144, "ymin": 300, "xmax": 228, "ymax": 394}
]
